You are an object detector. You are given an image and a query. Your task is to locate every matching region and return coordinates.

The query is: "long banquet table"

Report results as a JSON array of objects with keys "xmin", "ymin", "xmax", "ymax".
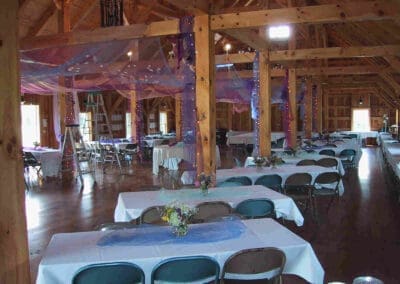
[
  {"xmin": 244, "ymin": 153, "xmax": 345, "ymax": 176},
  {"xmin": 36, "ymin": 218, "xmax": 324, "ymax": 284},
  {"xmin": 152, "ymin": 144, "xmax": 221, "ymax": 175},
  {"xmin": 217, "ymin": 165, "xmax": 345, "ymax": 195},
  {"xmin": 114, "ymin": 185, "xmax": 304, "ymax": 226},
  {"xmin": 380, "ymin": 138, "xmax": 400, "ymax": 180}
]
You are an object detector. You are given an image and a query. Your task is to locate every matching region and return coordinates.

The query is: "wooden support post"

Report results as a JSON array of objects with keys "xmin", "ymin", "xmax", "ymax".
[
  {"xmin": 175, "ymin": 95, "xmax": 182, "ymax": 141},
  {"xmin": 323, "ymin": 88, "xmax": 329, "ymax": 131},
  {"xmin": 317, "ymin": 82, "xmax": 323, "ymax": 133},
  {"xmin": 0, "ymin": 1, "xmax": 31, "ymax": 283},
  {"xmin": 227, "ymin": 103, "xmax": 233, "ymax": 130},
  {"xmin": 304, "ymin": 78, "xmax": 313, "ymax": 138},
  {"xmin": 194, "ymin": 15, "xmax": 216, "ymax": 178},
  {"xmin": 130, "ymin": 90, "xmax": 137, "ymax": 142},
  {"xmin": 258, "ymin": 51, "xmax": 271, "ymax": 156},
  {"xmin": 288, "ymin": 68, "xmax": 297, "ymax": 147}
]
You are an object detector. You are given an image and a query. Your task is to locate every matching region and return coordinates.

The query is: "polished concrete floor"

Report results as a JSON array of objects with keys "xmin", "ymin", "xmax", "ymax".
[{"xmin": 26, "ymin": 146, "xmax": 400, "ymax": 283}]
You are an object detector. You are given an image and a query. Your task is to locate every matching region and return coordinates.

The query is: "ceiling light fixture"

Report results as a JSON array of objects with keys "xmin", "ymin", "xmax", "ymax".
[
  {"xmin": 268, "ymin": 25, "xmax": 291, "ymax": 40},
  {"xmin": 223, "ymin": 43, "xmax": 232, "ymax": 52}
]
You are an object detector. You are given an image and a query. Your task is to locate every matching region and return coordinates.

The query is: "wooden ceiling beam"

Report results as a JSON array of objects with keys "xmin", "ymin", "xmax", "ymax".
[
  {"xmin": 163, "ymin": 0, "xmax": 209, "ymax": 15},
  {"xmin": 215, "ymin": 45, "xmax": 400, "ymax": 64},
  {"xmin": 379, "ymin": 72, "xmax": 400, "ymax": 95},
  {"xmin": 211, "ymin": 1, "xmax": 400, "ymax": 30},
  {"xmin": 20, "ymin": 19, "xmax": 180, "ymax": 50},
  {"xmin": 71, "ymin": 0, "xmax": 97, "ymax": 30},
  {"xmin": 223, "ymin": 28, "xmax": 269, "ymax": 50},
  {"xmin": 25, "ymin": 3, "xmax": 57, "ymax": 37}
]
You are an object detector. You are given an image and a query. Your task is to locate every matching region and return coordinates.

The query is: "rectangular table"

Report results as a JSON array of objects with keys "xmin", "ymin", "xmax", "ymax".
[
  {"xmin": 114, "ymin": 185, "xmax": 304, "ymax": 226},
  {"xmin": 217, "ymin": 165, "xmax": 345, "ymax": 196},
  {"xmin": 152, "ymin": 144, "xmax": 221, "ymax": 175},
  {"xmin": 36, "ymin": 219, "xmax": 324, "ymax": 284},
  {"xmin": 24, "ymin": 148, "xmax": 62, "ymax": 178}
]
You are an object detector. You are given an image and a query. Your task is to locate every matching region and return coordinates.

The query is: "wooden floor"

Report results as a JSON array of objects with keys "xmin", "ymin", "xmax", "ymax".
[{"xmin": 26, "ymin": 146, "xmax": 400, "ymax": 283}]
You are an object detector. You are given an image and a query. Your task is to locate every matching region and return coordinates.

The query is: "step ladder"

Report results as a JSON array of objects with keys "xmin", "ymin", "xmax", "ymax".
[
  {"xmin": 83, "ymin": 92, "xmax": 122, "ymax": 172},
  {"xmin": 59, "ymin": 124, "xmax": 85, "ymax": 185}
]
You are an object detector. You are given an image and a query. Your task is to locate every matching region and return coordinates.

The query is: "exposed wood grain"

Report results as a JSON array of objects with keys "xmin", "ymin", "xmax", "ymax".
[
  {"xmin": 258, "ymin": 51, "xmax": 272, "ymax": 156},
  {"xmin": 0, "ymin": 1, "xmax": 30, "ymax": 283}
]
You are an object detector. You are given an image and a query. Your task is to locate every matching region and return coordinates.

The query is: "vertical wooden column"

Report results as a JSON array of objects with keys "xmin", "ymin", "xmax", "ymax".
[
  {"xmin": 130, "ymin": 90, "xmax": 137, "ymax": 142},
  {"xmin": 175, "ymin": 95, "xmax": 182, "ymax": 141},
  {"xmin": 324, "ymin": 89, "xmax": 329, "ymax": 131},
  {"xmin": 317, "ymin": 82, "xmax": 323, "ymax": 132},
  {"xmin": 304, "ymin": 77, "xmax": 313, "ymax": 138},
  {"xmin": 396, "ymin": 109, "xmax": 399, "ymax": 139},
  {"xmin": 0, "ymin": 1, "xmax": 31, "ymax": 283},
  {"xmin": 258, "ymin": 51, "xmax": 271, "ymax": 156},
  {"xmin": 194, "ymin": 15, "xmax": 216, "ymax": 177},
  {"xmin": 227, "ymin": 103, "xmax": 233, "ymax": 130},
  {"xmin": 288, "ymin": 69, "xmax": 297, "ymax": 147}
]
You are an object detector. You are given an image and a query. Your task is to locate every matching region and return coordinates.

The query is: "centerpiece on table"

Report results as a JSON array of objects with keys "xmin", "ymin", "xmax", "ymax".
[
  {"xmin": 269, "ymin": 155, "xmax": 283, "ymax": 169},
  {"xmin": 161, "ymin": 202, "xmax": 197, "ymax": 236},
  {"xmin": 33, "ymin": 141, "xmax": 40, "ymax": 149},
  {"xmin": 253, "ymin": 156, "xmax": 266, "ymax": 169},
  {"xmin": 198, "ymin": 172, "xmax": 212, "ymax": 196}
]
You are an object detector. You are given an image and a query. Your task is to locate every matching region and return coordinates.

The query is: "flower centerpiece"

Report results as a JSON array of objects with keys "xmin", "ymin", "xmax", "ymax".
[
  {"xmin": 253, "ymin": 156, "xmax": 266, "ymax": 168},
  {"xmin": 198, "ymin": 172, "xmax": 212, "ymax": 195},
  {"xmin": 161, "ymin": 202, "xmax": 197, "ymax": 236},
  {"xmin": 33, "ymin": 141, "xmax": 40, "ymax": 149},
  {"xmin": 269, "ymin": 155, "xmax": 283, "ymax": 169}
]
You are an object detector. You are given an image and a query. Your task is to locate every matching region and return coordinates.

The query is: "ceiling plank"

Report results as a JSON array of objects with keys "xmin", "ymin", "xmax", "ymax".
[
  {"xmin": 25, "ymin": 3, "xmax": 57, "ymax": 37},
  {"xmin": 270, "ymin": 45, "xmax": 400, "ymax": 61},
  {"xmin": 163, "ymin": 0, "xmax": 209, "ymax": 15},
  {"xmin": 20, "ymin": 19, "xmax": 180, "ymax": 50},
  {"xmin": 211, "ymin": 1, "xmax": 400, "ymax": 30},
  {"xmin": 223, "ymin": 28, "xmax": 269, "ymax": 50},
  {"xmin": 72, "ymin": 0, "xmax": 97, "ymax": 30}
]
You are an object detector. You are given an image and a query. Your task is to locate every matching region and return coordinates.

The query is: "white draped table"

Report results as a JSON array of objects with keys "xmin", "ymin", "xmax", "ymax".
[
  {"xmin": 244, "ymin": 153, "xmax": 345, "ymax": 176},
  {"xmin": 217, "ymin": 165, "xmax": 345, "ymax": 196},
  {"xmin": 381, "ymin": 139, "xmax": 400, "ymax": 179},
  {"xmin": 25, "ymin": 148, "xmax": 62, "ymax": 178},
  {"xmin": 152, "ymin": 144, "xmax": 221, "ymax": 175},
  {"xmin": 114, "ymin": 185, "xmax": 304, "ymax": 226},
  {"xmin": 36, "ymin": 219, "xmax": 324, "ymax": 284}
]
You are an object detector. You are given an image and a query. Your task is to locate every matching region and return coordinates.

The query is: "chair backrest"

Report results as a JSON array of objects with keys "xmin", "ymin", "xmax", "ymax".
[
  {"xmin": 254, "ymin": 174, "xmax": 282, "ymax": 192},
  {"xmin": 221, "ymin": 247, "xmax": 286, "ymax": 283},
  {"xmin": 235, "ymin": 198, "xmax": 275, "ymax": 219},
  {"xmin": 96, "ymin": 222, "xmax": 138, "ymax": 231},
  {"xmin": 151, "ymin": 256, "xmax": 220, "ymax": 284},
  {"xmin": 23, "ymin": 151, "xmax": 40, "ymax": 166},
  {"xmin": 319, "ymin": 149, "xmax": 336, "ymax": 157},
  {"xmin": 314, "ymin": 172, "xmax": 341, "ymax": 187},
  {"xmin": 233, "ymin": 157, "xmax": 242, "ymax": 168},
  {"xmin": 193, "ymin": 201, "xmax": 232, "ymax": 222},
  {"xmin": 224, "ymin": 176, "xmax": 252, "ymax": 186},
  {"xmin": 158, "ymin": 165, "xmax": 183, "ymax": 190},
  {"xmin": 284, "ymin": 173, "xmax": 312, "ymax": 187},
  {"xmin": 125, "ymin": 143, "xmax": 137, "ymax": 150},
  {"xmin": 275, "ymin": 137, "xmax": 285, "ymax": 147},
  {"xmin": 316, "ymin": 158, "xmax": 338, "ymax": 169},
  {"xmin": 72, "ymin": 262, "xmax": 145, "ymax": 284},
  {"xmin": 296, "ymin": 159, "xmax": 317, "ymax": 166},
  {"xmin": 324, "ymin": 143, "xmax": 337, "ymax": 148},
  {"xmin": 339, "ymin": 149, "xmax": 357, "ymax": 160},
  {"xmin": 140, "ymin": 206, "xmax": 167, "ymax": 225}
]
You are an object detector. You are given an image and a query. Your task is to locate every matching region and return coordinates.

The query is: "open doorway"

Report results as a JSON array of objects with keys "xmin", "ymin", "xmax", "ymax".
[
  {"xmin": 352, "ymin": 108, "xmax": 371, "ymax": 131},
  {"xmin": 21, "ymin": 104, "xmax": 41, "ymax": 147},
  {"xmin": 159, "ymin": 111, "xmax": 167, "ymax": 134}
]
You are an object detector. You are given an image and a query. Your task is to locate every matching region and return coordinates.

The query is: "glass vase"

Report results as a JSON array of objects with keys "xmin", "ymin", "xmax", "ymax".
[
  {"xmin": 172, "ymin": 222, "xmax": 188, "ymax": 237},
  {"xmin": 201, "ymin": 185, "xmax": 209, "ymax": 196}
]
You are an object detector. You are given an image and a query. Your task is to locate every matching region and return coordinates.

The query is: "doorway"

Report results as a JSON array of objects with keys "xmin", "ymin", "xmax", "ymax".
[{"xmin": 352, "ymin": 108, "xmax": 370, "ymax": 131}]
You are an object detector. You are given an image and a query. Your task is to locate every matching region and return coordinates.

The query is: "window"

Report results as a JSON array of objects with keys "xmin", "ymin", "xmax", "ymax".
[
  {"xmin": 21, "ymin": 105, "xmax": 41, "ymax": 147},
  {"xmin": 159, "ymin": 111, "xmax": 168, "ymax": 134},
  {"xmin": 352, "ymin": 108, "xmax": 371, "ymax": 131},
  {"xmin": 79, "ymin": 112, "xmax": 92, "ymax": 142},
  {"xmin": 126, "ymin": 113, "xmax": 131, "ymax": 139}
]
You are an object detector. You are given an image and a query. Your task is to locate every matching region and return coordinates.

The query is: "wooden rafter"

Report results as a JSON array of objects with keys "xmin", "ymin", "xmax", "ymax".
[
  {"xmin": 163, "ymin": 0, "xmax": 209, "ymax": 15},
  {"xmin": 223, "ymin": 28, "xmax": 269, "ymax": 50},
  {"xmin": 211, "ymin": 1, "xmax": 400, "ymax": 30},
  {"xmin": 71, "ymin": 0, "xmax": 97, "ymax": 30},
  {"xmin": 26, "ymin": 3, "xmax": 57, "ymax": 37}
]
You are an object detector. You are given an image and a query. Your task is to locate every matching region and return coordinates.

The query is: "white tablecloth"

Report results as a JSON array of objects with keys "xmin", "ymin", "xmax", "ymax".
[
  {"xmin": 36, "ymin": 219, "xmax": 324, "ymax": 284},
  {"xmin": 217, "ymin": 165, "xmax": 344, "ymax": 196},
  {"xmin": 226, "ymin": 132, "xmax": 288, "ymax": 145},
  {"xmin": 114, "ymin": 185, "xmax": 304, "ymax": 226},
  {"xmin": 244, "ymin": 153, "xmax": 345, "ymax": 176},
  {"xmin": 143, "ymin": 137, "xmax": 176, "ymax": 147},
  {"xmin": 381, "ymin": 139, "xmax": 400, "ymax": 179},
  {"xmin": 26, "ymin": 148, "xmax": 62, "ymax": 178},
  {"xmin": 153, "ymin": 145, "xmax": 221, "ymax": 175}
]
